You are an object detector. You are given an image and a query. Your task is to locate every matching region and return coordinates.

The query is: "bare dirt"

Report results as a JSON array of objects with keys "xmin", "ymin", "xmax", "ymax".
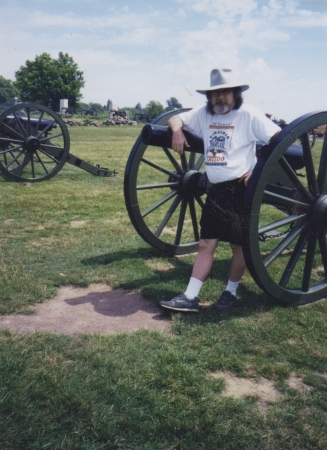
[
  {"xmin": 0, "ymin": 284, "xmax": 171, "ymax": 335},
  {"xmin": 211, "ymin": 370, "xmax": 283, "ymax": 402},
  {"xmin": 210, "ymin": 370, "xmax": 313, "ymax": 414}
]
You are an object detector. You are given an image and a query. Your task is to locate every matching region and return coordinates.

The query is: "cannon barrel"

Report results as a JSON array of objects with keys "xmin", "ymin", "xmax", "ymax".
[
  {"xmin": 141, "ymin": 124, "xmax": 204, "ymax": 154},
  {"xmin": 142, "ymin": 123, "xmax": 305, "ymax": 170}
]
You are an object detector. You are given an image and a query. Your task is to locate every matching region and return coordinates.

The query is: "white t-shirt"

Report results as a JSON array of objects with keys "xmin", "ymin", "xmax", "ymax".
[{"xmin": 179, "ymin": 104, "xmax": 281, "ymax": 184}]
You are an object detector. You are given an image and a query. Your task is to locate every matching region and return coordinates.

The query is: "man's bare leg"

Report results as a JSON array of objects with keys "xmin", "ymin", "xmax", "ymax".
[
  {"xmin": 213, "ymin": 243, "xmax": 246, "ymax": 310},
  {"xmin": 228, "ymin": 243, "xmax": 246, "ymax": 282},
  {"xmin": 160, "ymin": 239, "xmax": 219, "ymax": 311},
  {"xmin": 191, "ymin": 238, "xmax": 219, "ymax": 281}
]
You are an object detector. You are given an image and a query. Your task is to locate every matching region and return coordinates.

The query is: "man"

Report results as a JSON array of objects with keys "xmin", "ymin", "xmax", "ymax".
[{"xmin": 160, "ymin": 68, "xmax": 280, "ymax": 313}]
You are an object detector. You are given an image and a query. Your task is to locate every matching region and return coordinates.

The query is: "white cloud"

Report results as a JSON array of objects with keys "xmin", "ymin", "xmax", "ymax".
[
  {"xmin": 242, "ymin": 58, "xmax": 285, "ymax": 114},
  {"xmin": 178, "ymin": 0, "xmax": 258, "ymax": 18},
  {"xmin": 242, "ymin": 58, "xmax": 327, "ymax": 122},
  {"xmin": 283, "ymin": 10, "xmax": 327, "ymax": 27},
  {"xmin": 27, "ymin": 10, "xmax": 147, "ymax": 31}
]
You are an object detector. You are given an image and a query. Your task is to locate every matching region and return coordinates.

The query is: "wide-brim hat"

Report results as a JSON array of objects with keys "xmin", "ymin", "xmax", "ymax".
[{"xmin": 196, "ymin": 68, "xmax": 249, "ymax": 94}]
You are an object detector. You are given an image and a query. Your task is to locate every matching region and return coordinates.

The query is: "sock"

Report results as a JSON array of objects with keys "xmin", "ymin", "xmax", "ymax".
[
  {"xmin": 225, "ymin": 280, "xmax": 239, "ymax": 296},
  {"xmin": 184, "ymin": 277, "xmax": 203, "ymax": 299}
]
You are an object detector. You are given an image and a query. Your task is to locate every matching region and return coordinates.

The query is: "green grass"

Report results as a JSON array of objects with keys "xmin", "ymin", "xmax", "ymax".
[{"xmin": 0, "ymin": 126, "xmax": 326, "ymax": 449}]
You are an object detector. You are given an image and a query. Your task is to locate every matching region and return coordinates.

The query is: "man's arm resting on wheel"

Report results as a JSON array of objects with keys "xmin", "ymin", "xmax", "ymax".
[{"xmin": 168, "ymin": 115, "xmax": 190, "ymax": 155}]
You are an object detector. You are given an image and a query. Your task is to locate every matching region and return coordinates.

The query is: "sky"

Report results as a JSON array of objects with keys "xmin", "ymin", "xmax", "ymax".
[{"xmin": 1, "ymin": 0, "xmax": 327, "ymax": 122}]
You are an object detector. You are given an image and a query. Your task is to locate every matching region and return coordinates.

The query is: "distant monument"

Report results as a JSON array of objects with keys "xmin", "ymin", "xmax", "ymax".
[
  {"xmin": 60, "ymin": 99, "xmax": 68, "ymax": 114},
  {"xmin": 107, "ymin": 99, "xmax": 119, "ymax": 112}
]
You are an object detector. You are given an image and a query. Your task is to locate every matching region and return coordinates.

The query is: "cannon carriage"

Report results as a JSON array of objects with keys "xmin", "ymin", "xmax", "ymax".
[
  {"xmin": 0, "ymin": 102, "xmax": 116, "ymax": 182},
  {"xmin": 124, "ymin": 109, "xmax": 327, "ymax": 307}
]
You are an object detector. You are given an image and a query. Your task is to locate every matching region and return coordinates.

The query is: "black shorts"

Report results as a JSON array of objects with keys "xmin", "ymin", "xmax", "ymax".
[{"xmin": 200, "ymin": 178, "xmax": 249, "ymax": 246}]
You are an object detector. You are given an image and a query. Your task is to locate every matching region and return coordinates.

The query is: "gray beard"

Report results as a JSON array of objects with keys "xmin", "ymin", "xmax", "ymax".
[{"xmin": 213, "ymin": 104, "xmax": 233, "ymax": 115}]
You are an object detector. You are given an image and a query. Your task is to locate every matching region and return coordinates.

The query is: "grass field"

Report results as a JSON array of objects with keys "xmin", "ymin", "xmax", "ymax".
[{"xmin": 0, "ymin": 125, "xmax": 326, "ymax": 449}]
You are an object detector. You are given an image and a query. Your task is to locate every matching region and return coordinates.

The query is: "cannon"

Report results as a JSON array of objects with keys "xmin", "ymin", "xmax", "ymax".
[
  {"xmin": 0, "ymin": 102, "xmax": 116, "ymax": 182},
  {"xmin": 124, "ymin": 109, "xmax": 327, "ymax": 306}
]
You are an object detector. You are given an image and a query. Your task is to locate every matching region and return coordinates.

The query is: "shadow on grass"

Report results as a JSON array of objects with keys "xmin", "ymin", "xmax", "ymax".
[
  {"xmin": 82, "ymin": 247, "xmax": 284, "ymax": 326},
  {"xmin": 82, "ymin": 246, "xmax": 172, "ymax": 267},
  {"xmin": 64, "ymin": 288, "xmax": 167, "ymax": 322}
]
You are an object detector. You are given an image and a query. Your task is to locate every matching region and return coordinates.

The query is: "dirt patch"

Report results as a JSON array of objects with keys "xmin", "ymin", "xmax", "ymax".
[
  {"xmin": 70, "ymin": 220, "xmax": 87, "ymax": 228},
  {"xmin": 211, "ymin": 370, "xmax": 283, "ymax": 414},
  {"xmin": 212, "ymin": 371, "xmax": 282, "ymax": 402},
  {"xmin": 0, "ymin": 284, "xmax": 171, "ymax": 336},
  {"xmin": 210, "ymin": 370, "xmax": 316, "ymax": 414},
  {"xmin": 287, "ymin": 372, "xmax": 311, "ymax": 394}
]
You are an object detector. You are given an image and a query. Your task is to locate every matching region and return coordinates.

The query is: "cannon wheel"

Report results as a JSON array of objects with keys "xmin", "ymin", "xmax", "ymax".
[
  {"xmin": 124, "ymin": 109, "xmax": 207, "ymax": 255},
  {"xmin": 243, "ymin": 111, "xmax": 327, "ymax": 305},
  {"xmin": 0, "ymin": 102, "xmax": 70, "ymax": 182}
]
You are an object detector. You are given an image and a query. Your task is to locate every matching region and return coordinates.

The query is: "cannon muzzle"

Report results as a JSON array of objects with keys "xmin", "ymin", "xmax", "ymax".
[{"xmin": 141, "ymin": 124, "xmax": 204, "ymax": 154}]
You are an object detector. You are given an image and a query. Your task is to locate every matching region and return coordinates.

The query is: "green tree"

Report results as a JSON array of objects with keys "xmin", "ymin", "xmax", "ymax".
[
  {"xmin": 145, "ymin": 100, "xmax": 164, "ymax": 119},
  {"xmin": 15, "ymin": 52, "xmax": 85, "ymax": 111},
  {"xmin": 0, "ymin": 76, "xmax": 19, "ymax": 105},
  {"xmin": 166, "ymin": 97, "xmax": 182, "ymax": 111},
  {"xmin": 77, "ymin": 102, "xmax": 90, "ymax": 111},
  {"xmin": 88, "ymin": 102, "xmax": 105, "ymax": 114}
]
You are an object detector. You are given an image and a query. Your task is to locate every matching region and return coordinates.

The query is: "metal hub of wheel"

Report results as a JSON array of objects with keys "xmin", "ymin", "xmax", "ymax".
[
  {"xmin": 25, "ymin": 135, "xmax": 41, "ymax": 153},
  {"xmin": 0, "ymin": 102, "xmax": 70, "ymax": 182},
  {"xmin": 180, "ymin": 170, "xmax": 207, "ymax": 198},
  {"xmin": 313, "ymin": 194, "xmax": 327, "ymax": 227}
]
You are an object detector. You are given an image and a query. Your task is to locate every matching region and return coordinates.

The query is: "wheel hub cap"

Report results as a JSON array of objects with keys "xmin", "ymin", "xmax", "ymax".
[
  {"xmin": 25, "ymin": 136, "xmax": 40, "ymax": 153},
  {"xmin": 181, "ymin": 170, "xmax": 207, "ymax": 198},
  {"xmin": 313, "ymin": 194, "xmax": 327, "ymax": 230}
]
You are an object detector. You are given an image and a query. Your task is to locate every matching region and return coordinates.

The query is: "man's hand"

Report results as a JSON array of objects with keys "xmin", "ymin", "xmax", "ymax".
[
  {"xmin": 172, "ymin": 130, "xmax": 190, "ymax": 155},
  {"xmin": 239, "ymin": 170, "xmax": 253, "ymax": 187},
  {"xmin": 168, "ymin": 115, "xmax": 190, "ymax": 155}
]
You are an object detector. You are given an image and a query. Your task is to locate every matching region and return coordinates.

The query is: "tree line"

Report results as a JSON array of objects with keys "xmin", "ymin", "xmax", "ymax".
[{"xmin": 0, "ymin": 52, "xmax": 183, "ymax": 118}]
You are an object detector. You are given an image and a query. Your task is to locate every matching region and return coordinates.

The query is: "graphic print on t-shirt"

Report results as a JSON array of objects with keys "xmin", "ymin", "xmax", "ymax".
[{"xmin": 206, "ymin": 125, "xmax": 234, "ymax": 166}]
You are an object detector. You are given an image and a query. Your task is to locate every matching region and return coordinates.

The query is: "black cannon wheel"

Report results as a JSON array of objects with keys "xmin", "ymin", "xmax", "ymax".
[
  {"xmin": 124, "ymin": 109, "xmax": 208, "ymax": 255},
  {"xmin": 244, "ymin": 111, "xmax": 327, "ymax": 305},
  {"xmin": 0, "ymin": 102, "xmax": 70, "ymax": 182}
]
